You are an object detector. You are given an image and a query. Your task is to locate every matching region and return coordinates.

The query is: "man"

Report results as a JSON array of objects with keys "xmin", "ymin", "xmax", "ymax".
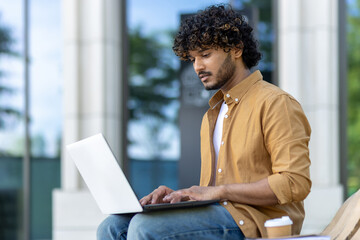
[{"xmin": 97, "ymin": 5, "xmax": 311, "ymax": 240}]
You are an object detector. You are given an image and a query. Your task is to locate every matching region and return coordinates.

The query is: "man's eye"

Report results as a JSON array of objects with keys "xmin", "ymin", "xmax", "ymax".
[{"xmin": 202, "ymin": 53, "xmax": 210, "ymax": 58}]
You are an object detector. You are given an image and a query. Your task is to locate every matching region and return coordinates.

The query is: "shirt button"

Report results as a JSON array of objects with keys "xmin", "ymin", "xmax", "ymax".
[
  {"xmin": 218, "ymin": 168, "xmax": 222, "ymax": 173},
  {"xmin": 235, "ymin": 98, "xmax": 239, "ymax": 102},
  {"xmin": 224, "ymin": 114, "xmax": 229, "ymax": 119},
  {"xmin": 221, "ymin": 141, "xmax": 224, "ymax": 145},
  {"xmin": 223, "ymin": 201, "xmax": 228, "ymax": 206},
  {"xmin": 226, "ymin": 93, "xmax": 230, "ymax": 98},
  {"xmin": 239, "ymin": 220, "xmax": 244, "ymax": 225}
]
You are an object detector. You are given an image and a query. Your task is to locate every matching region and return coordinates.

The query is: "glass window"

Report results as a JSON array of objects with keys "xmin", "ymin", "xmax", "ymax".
[
  {"xmin": 0, "ymin": 0, "xmax": 62, "ymax": 239},
  {"xmin": 127, "ymin": 0, "xmax": 273, "ymax": 198},
  {"xmin": 347, "ymin": 0, "xmax": 360, "ymax": 196},
  {"xmin": 29, "ymin": 0, "xmax": 62, "ymax": 238},
  {"xmin": 0, "ymin": 1, "xmax": 25, "ymax": 239}
]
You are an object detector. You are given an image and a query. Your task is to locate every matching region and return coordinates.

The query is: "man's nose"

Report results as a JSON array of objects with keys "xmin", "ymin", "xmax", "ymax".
[{"xmin": 193, "ymin": 58, "xmax": 205, "ymax": 73}]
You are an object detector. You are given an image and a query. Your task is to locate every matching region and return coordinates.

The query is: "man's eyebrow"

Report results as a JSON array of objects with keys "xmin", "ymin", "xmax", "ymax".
[
  {"xmin": 188, "ymin": 48, "xmax": 210, "ymax": 58},
  {"xmin": 198, "ymin": 48, "xmax": 210, "ymax": 53}
]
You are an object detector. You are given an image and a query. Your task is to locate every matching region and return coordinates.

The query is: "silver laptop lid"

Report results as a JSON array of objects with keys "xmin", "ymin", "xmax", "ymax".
[{"xmin": 66, "ymin": 133, "xmax": 143, "ymax": 214}]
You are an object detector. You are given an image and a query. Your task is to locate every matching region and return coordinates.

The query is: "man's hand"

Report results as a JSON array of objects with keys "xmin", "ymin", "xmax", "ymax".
[
  {"xmin": 163, "ymin": 185, "xmax": 223, "ymax": 203},
  {"xmin": 140, "ymin": 179, "xmax": 278, "ymax": 206},
  {"xmin": 139, "ymin": 185, "xmax": 174, "ymax": 206},
  {"xmin": 163, "ymin": 179, "xmax": 278, "ymax": 206}
]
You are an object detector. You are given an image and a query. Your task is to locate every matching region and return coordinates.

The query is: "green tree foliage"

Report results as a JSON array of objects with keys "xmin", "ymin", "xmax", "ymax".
[
  {"xmin": 348, "ymin": 0, "xmax": 360, "ymax": 195},
  {"xmin": 0, "ymin": 16, "xmax": 20, "ymax": 129},
  {"xmin": 128, "ymin": 27, "xmax": 179, "ymax": 159},
  {"xmin": 129, "ymin": 27, "xmax": 178, "ymax": 120}
]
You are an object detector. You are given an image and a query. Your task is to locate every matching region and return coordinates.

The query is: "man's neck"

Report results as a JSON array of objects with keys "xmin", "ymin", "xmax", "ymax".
[{"xmin": 221, "ymin": 66, "xmax": 251, "ymax": 93}]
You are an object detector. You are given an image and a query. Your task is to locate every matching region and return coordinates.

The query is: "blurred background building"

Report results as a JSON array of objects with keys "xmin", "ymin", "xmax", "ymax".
[{"xmin": 0, "ymin": 0, "xmax": 358, "ymax": 239}]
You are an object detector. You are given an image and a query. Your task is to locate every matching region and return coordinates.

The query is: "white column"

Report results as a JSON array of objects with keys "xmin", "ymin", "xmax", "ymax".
[
  {"xmin": 277, "ymin": 0, "xmax": 343, "ymax": 234},
  {"xmin": 53, "ymin": 0, "xmax": 126, "ymax": 239}
]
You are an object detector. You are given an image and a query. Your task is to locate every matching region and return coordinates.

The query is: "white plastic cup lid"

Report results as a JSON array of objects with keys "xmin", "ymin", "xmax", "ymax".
[{"xmin": 264, "ymin": 216, "xmax": 293, "ymax": 227}]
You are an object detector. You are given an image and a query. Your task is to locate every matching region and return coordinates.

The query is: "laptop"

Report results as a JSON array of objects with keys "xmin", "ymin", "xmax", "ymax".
[{"xmin": 66, "ymin": 133, "xmax": 219, "ymax": 214}]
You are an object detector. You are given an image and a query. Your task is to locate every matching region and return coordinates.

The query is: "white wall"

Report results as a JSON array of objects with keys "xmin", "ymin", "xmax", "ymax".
[{"xmin": 277, "ymin": 0, "xmax": 343, "ymax": 234}]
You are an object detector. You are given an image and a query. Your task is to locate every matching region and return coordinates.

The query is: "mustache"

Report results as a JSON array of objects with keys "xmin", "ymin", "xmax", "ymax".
[{"xmin": 198, "ymin": 71, "xmax": 212, "ymax": 78}]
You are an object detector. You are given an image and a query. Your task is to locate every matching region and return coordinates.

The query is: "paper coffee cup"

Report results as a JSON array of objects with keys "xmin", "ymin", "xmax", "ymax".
[{"xmin": 264, "ymin": 216, "xmax": 293, "ymax": 238}]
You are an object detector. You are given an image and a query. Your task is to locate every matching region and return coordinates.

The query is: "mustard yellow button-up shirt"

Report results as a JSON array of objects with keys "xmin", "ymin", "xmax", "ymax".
[{"xmin": 199, "ymin": 70, "xmax": 311, "ymax": 238}]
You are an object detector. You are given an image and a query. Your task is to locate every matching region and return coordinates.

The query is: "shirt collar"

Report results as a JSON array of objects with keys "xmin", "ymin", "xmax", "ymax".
[{"xmin": 208, "ymin": 70, "xmax": 263, "ymax": 108}]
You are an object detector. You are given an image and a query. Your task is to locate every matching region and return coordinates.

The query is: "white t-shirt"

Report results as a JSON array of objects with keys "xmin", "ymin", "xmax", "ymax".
[{"xmin": 212, "ymin": 101, "xmax": 228, "ymax": 185}]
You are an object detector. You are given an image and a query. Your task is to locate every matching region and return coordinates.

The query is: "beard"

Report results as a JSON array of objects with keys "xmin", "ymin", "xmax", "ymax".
[{"xmin": 201, "ymin": 54, "xmax": 236, "ymax": 91}]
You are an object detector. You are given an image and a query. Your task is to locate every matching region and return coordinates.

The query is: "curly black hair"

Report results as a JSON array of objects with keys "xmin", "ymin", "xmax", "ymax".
[{"xmin": 173, "ymin": 5, "xmax": 261, "ymax": 69}]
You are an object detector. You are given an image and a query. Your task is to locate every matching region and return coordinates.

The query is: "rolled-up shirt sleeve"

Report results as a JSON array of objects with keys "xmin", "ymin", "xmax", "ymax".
[{"xmin": 263, "ymin": 94, "xmax": 312, "ymax": 204}]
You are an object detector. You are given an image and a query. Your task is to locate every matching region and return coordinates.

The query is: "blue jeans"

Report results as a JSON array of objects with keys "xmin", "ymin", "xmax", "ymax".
[{"xmin": 97, "ymin": 203, "xmax": 244, "ymax": 240}]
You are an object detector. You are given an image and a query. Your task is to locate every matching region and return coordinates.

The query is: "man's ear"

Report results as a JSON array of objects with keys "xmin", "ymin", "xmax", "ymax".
[{"xmin": 233, "ymin": 48, "xmax": 243, "ymax": 59}]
